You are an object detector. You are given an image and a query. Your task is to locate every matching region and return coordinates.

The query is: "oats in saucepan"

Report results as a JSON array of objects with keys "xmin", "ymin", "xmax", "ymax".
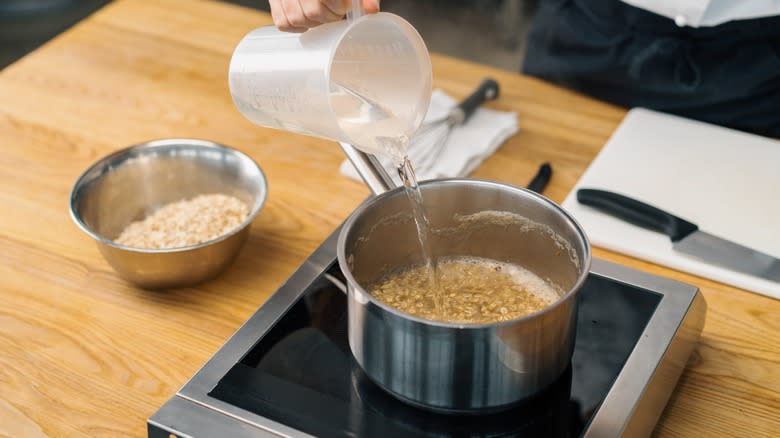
[{"xmin": 369, "ymin": 256, "xmax": 563, "ymax": 324}]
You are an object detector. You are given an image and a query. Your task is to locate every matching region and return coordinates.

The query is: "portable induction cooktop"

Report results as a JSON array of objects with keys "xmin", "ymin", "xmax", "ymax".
[{"xmin": 149, "ymin": 224, "xmax": 706, "ymax": 438}]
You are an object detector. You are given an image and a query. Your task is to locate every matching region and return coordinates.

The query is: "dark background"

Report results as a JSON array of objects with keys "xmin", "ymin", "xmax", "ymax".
[{"xmin": 0, "ymin": 0, "xmax": 537, "ymax": 71}]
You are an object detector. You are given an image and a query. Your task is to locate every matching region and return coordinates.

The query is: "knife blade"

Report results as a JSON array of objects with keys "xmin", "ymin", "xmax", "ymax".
[{"xmin": 576, "ymin": 188, "xmax": 780, "ymax": 283}]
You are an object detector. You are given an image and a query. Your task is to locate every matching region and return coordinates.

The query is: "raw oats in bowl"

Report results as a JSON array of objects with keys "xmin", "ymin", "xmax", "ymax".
[{"xmin": 69, "ymin": 139, "xmax": 267, "ymax": 289}]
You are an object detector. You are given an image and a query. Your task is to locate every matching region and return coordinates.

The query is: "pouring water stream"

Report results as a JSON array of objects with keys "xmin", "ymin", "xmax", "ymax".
[{"xmin": 339, "ymin": 1, "xmax": 442, "ymax": 315}]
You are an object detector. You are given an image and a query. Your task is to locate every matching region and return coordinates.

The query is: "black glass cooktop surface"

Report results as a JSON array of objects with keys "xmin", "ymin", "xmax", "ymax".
[{"xmin": 208, "ymin": 264, "xmax": 662, "ymax": 438}]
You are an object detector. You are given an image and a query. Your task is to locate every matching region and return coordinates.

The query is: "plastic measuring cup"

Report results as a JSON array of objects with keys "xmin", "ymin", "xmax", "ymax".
[{"xmin": 228, "ymin": 13, "xmax": 432, "ymax": 157}]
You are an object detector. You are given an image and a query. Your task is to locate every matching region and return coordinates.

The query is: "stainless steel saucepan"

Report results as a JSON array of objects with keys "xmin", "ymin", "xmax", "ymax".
[{"xmin": 337, "ymin": 143, "xmax": 591, "ymax": 413}]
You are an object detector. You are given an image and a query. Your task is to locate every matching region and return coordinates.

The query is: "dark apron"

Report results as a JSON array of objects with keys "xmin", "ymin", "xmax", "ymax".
[{"xmin": 522, "ymin": 0, "xmax": 780, "ymax": 137}]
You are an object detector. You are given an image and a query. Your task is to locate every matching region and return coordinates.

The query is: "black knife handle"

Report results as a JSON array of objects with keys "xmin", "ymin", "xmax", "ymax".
[
  {"xmin": 457, "ymin": 78, "xmax": 500, "ymax": 122},
  {"xmin": 576, "ymin": 188, "xmax": 698, "ymax": 242},
  {"xmin": 527, "ymin": 163, "xmax": 552, "ymax": 194}
]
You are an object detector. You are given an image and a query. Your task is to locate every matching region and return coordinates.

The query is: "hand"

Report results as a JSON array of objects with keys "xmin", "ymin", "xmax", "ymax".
[{"xmin": 269, "ymin": 0, "xmax": 380, "ymax": 32}]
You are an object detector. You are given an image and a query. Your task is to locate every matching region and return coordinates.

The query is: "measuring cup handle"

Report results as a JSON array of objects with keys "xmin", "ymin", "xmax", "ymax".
[
  {"xmin": 457, "ymin": 78, "xmax": 500, "ymax": 122},
  {"xmin": 347, "ymin": 0, "xmax": 363, "ymax": 22}
]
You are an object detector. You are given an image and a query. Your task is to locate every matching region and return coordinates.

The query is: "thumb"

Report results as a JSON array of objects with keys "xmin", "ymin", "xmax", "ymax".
[{"xmin": 361, "ymin": 0, "xmax": 380, "ymax": 13}]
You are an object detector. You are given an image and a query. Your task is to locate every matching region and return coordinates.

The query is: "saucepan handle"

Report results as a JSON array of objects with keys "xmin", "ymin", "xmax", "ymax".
[{"xmin": 339, "ymin": 142, "xmax": 397, "ymax": 196}]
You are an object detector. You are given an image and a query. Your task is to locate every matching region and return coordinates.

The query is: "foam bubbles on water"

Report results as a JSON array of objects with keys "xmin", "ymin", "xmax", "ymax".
[{"xmin": 449, "ymin": 256, "xmax": 563, "ymax": 304}]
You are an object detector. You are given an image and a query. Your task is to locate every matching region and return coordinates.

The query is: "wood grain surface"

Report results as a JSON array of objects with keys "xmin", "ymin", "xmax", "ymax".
[{"xmin": 0, "ymin": 0, "xmax": 778, "ymax": 436}]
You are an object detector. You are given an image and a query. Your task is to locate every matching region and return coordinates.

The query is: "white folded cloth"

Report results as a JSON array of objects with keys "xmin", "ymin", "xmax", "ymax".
[{"xmin": 339, "ymin": 89, "xmax": 519, "ymax": 185}]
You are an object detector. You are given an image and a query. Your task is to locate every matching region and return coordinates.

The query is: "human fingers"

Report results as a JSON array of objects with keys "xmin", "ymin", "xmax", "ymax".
[
  {"xmin": 361, "ymin": 0, "xmax": 380, "ymax": 13},
  {"xmin": 299, "ymin": 0, "xmax": 343, "ymax": 24},
  {"xmin": 281, "ymin": 0, "xmax": 319, "ymax": 29},
  {"xmin": 269, "ymin": 0, "xmax": 378, "ymax": 32},
  {"xmin": 328, "ymin": 0, "xmax": 379, "ymax": 16},
  {"xmin": 269, "ymin": 0, "xmax": 307, "ymax": 32},
  {"xmin": 272, "ymin": 0, "xmax": 319, "ymax": 32},
  {"xmin": 318, "ymin": 0, "xmax": 349, "ymax": 20}
]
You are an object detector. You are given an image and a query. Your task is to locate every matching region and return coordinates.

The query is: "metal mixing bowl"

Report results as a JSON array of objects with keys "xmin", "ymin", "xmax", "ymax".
[{"xmin": 69, "ymin": 138, "xmax": 268, "ymax": 289}]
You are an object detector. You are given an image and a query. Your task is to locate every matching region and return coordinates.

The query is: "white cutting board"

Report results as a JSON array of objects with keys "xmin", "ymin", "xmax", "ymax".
[{"xmin": 562, "ymin": 108, "xmax": 780, "ymax": 299}]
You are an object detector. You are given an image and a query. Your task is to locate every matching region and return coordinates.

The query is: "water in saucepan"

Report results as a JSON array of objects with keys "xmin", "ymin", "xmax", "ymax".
[
  {"xmin": 380, "ymin": 136, "xmax": 443, "ymax": 316},
  {"xmin": 330, "ymin": 84, "xmax": 442, "ymax": 314}
]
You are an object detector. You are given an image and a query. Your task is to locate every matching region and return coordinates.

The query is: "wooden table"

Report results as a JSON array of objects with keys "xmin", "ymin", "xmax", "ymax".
[{"xmin": 0, "ymin": 0, "xmax": 777, "ymax": 436}]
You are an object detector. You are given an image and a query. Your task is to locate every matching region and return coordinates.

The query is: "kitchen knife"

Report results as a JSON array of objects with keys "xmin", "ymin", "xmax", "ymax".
[
  {"xmin": 527, "ymin": 163, "xmax": 552, "ymax": 194},
  {"xmin": 576, "ymin": 188, "xmax": 780, "ymax": 283}
]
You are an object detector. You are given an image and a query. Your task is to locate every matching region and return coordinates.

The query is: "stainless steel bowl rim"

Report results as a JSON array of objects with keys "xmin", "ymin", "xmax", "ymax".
[
  {"xmin": 336, "ymin": 177, "xmax": 592, "ymax": 329},
  {"xmin": 69, "ymin": 138, "xmax": 268, "ymax": 254}
]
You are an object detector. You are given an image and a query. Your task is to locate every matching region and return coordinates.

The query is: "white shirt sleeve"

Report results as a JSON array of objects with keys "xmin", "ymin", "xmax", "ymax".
[{"xmin": 620, "ymin": 0, "xmax": 780, "ymax": 27}]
